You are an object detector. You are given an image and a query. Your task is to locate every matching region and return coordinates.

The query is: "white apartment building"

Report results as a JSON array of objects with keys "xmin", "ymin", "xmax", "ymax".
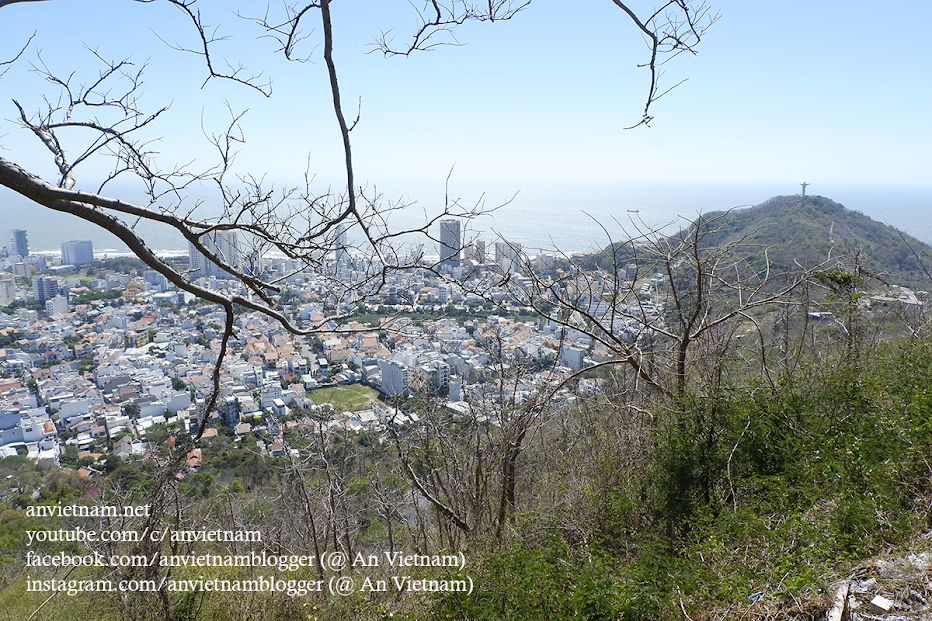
[{"xmin": 61, "ymin": 240, "xmax": 94, "ymax": 265}]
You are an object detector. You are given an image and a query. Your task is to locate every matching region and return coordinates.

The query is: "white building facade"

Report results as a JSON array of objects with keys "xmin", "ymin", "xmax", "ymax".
[{"xmin": 61, "ymin": 240, "xmax": 94, "ymax": 265}]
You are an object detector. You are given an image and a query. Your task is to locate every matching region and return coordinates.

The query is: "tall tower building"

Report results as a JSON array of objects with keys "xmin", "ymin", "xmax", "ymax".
[
  {"xmin": 439, "ymin": 219, "xmax": 461, "ymax": 270},
  {"xmin": 7, "ymin": 229, "xmax": 28, "ymax": 258},
  {"xmin": 334, "ymin": 225, "xmax": 350, "ymax": 270},
  {"xmin": 33, "ymin": 276, "xmax": 59, "ymax": 303},
  {"xmin": 474, "ymin": 239, "xmax": 486, "ymax": 263},
  {"xmin": 464, "ymin": 239, "xmax": 486, "ymax": 263},
  {"xmin": 60, "ymin": 240, "xmax": 94, "ymax": 265},
  {"xmin": 188, "ymin": 231, "xmax": 241, "ymax": 279},
  {"xmin": 495, "ymin": 241, "xmax": 523, "ymax": 274}
]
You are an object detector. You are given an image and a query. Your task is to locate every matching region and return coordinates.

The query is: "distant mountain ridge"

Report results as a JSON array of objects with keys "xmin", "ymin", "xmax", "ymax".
[{"xmin": 689, "ymin": 194, "xmax": 932, "ymax": 287}]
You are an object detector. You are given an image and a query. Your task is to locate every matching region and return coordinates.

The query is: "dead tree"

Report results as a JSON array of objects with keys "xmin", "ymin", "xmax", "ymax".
[
  {"xmin": 0, "ymin": 1, "xmax": 717, "ymax": 369},
  {"xmin": 385, "ymin": 319, "xmax": 563, "ymax": 546},
  {"xmin": 517, "ymin": 211, "xmax": 809, "ymax": 397},
  {"xmin": 0, "ymin": 2, "xmax": 716, "ymax": 617}
]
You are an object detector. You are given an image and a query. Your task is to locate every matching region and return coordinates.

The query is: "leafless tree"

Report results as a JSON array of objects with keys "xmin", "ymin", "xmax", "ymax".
[
  {"xmin": 385, "ymin": 319, "xmax": 565, "ymax": 545},
  {"xmin": 891, "ymin": 231, "xmax": 932, "ymax": 339},
  {"xmin": 0, "ymin": 2, "xmax": 717, "ymax": 376},
  {"xmin": 1, "ymin": 2, "xmax": 716, "ymax": 617},
  {"xmin": 516, "ymin": 211, "xmax": 810, "ymax": 397}
]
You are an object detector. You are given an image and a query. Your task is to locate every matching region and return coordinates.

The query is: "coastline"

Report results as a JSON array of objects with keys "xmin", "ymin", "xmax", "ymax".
[{"xmin": 7, "ymin": 182, "xmax": 932, "ymax": 254}]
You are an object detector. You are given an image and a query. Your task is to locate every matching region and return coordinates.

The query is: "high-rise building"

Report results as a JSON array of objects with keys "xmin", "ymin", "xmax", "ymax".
[
  {"xmin": 495, "ymin": 241, "xmax": 523, "ymax": 274},
  {"xmin": 12, "ymin": 262, "xmax": 32, "ymax": 278},
  {"xmin": 463, "ymin": 239, "xmax": 486, "ymax": 264},
  {"xmin": 0, "ymin": 275, "xmax": 15, "ymax": 306},
  {"xmin": 439, "ymin": 219, "xmax": 461, "ymax": 269},
  {"xmin": 334, "ymin": 225, "xmax": 350, "ymax": 269},
  {"xmin": 219, "ymin": 396, "xmax": 241, "ymax": 427},
  {"xmin": 188, "ymin": 231, "xmax": 241, "ymax": 279},
  {"xmin": 379, "ymin": 359, "xmax": 411, "ymax": 396},
  {"xmin": 7, "ymin": 229, "xmax": 28, "ymax": 258},
  {"xmin": 60, "ymin": 240, "xmax": 94, "ymax": 265},
  {"xmin": 474, "ymin": 239, "xmax": 486, "ymax": 263},
  {"xmin": 33, "ymin": 276, "xmax": 59, "ymax": 303}
]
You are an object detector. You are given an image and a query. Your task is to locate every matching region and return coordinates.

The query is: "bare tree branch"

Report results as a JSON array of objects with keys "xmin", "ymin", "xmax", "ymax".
[
  {"xmin": 150, "ymin": 0, "xmax": 273, "ymax": 95},
  {"xmin": 0, "ymin": 0, "xmax": 50, "ymax": 8},
  {"xmin": 372, "ymin": 0, "xmax": 532, "ymax": 57},
  {"xmin": 0, "ymin": 31, "xmax": 34, "ymax": 79},
  {"xmin": 611, "ymin": 0, "xmax": 719, "ymax": 128}
]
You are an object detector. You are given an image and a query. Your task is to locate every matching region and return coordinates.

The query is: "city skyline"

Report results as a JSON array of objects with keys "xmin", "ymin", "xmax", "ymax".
[{"xmin": 1, "ymin": 1, "xmax": 930, "ymax": 265}]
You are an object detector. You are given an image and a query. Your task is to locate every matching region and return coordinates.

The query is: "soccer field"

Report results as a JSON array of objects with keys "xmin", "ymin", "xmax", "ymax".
[{"xmin": 308, "ymin": 383, "xmax": 380, "ymax": 412}]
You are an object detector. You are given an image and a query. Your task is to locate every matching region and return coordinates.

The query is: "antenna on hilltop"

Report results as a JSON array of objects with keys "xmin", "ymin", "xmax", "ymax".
[{"xmin": 800, "ymin": 182, "xmax": 810, "ymax": 197}]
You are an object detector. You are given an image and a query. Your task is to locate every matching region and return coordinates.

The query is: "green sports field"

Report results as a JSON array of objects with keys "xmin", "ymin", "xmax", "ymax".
[{"xmin": 307, "ymin": 383, "xmax": 379, "ymax": 412}]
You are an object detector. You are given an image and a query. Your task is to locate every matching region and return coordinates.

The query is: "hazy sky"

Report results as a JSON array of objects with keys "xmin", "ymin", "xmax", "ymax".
[{"xmin": 1, "ymin": 0, "xmax": 930, "ymax": 194}]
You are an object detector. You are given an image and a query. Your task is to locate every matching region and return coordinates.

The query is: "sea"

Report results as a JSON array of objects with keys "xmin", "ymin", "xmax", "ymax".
[{"xmin": 3, "ymin": 181, "xmax": 931, "ymax": 258}]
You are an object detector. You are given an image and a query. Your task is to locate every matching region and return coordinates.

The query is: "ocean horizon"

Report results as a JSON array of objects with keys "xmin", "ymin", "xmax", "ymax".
[{"xmin": 4, "ymin": 181, "xmax": 931, "ymax": 257}]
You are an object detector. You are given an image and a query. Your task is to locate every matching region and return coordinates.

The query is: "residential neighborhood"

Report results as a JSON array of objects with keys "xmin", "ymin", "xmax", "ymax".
[{"xmin": 0, "ymin": 230, "xmax": 638, "ymax": 477}]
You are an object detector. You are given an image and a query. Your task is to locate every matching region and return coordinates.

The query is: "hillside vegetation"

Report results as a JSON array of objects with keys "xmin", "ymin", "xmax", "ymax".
[
  {"xmin": 5, "ymin": 338, "xmax": 932, "ymax": 620},
  {"xmin": 591, "ymin": 195, "xmax": 932, "ymax": 289},
  {"xmin": 3, "ymin": 196, "xmax": 932, "ymax": 620},
  {"xmin": 688, "ymin": 195, "xmax": 932, "ymax": 286}
]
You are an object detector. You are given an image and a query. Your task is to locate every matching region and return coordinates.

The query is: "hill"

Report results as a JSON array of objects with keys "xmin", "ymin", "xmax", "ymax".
[{"xmin": 686, "ymin": 194, "xmax": 932, "ymax": 287}]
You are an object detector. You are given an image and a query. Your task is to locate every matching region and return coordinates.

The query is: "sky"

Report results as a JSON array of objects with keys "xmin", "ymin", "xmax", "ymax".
[
  {"xmin": 0, "ymin": 0, "xmax": 930, "ymax": 253},
  {"xmin": 1, "ymin": 0, "xmax": 929, "ymax": 187}
]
